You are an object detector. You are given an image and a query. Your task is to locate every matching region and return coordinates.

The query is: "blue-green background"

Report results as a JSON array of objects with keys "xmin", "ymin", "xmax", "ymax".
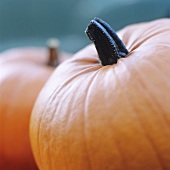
[{"xmin": 0, "ymin": 0, "xmax": 169, "ymax": 53}]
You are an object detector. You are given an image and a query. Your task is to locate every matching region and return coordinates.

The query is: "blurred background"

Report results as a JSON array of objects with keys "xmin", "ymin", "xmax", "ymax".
[{"xmin": 0, "ymin": 0, "xmax": 169, "ymax": 53}]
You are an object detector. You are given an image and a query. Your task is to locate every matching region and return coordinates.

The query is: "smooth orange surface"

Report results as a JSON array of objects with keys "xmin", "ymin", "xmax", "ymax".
[
  {"xmin": 30, "ymin": 19, "xmax": 170, "ymax": 170},
  {"xmin": 0, "ymin": 47, "xmax": 70, "ymax": 169}
]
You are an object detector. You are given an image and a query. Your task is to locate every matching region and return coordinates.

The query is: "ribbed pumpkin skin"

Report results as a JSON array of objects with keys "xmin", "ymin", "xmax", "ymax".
[
  {"xmin": 30, "ymin": 19, "xmax": 170, "ymax": 170},
  {"xmin": 0, "ymin": 48, "xmax": 69, "ymax": 170}
]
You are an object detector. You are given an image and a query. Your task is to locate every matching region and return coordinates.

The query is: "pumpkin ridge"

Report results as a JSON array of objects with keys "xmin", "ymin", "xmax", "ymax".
[
  {"xmin": 103, "ymin": 67, "xmax": 128, "ymax": 169},
  {"xmin": 131, "ymin": 101, "xmax": 167, "ymax": 170},
  {"xmin": 134, "ymin": 60, "xmax": 170, "ymax": 125},
  {"xmin": 128, "ymin": 58, "xmax": 170, "ymax": 168},
  {"xmin": 36, "ymin": 108, "xmax": 43, "ymax": 169},
  {"xmin": 114, "ymin": 61, "xmax": 167, "ymax": 169},
  {"xmin": 82, "ymin": 72, "xmax": 100, "ymax": 170},
  {"xmin": 42, "ymin": 105, "xmax": 54, "ymax": 169},
  {"xmin": 50, "ymin": 66, "xmax": 101, "ymax": 101}
]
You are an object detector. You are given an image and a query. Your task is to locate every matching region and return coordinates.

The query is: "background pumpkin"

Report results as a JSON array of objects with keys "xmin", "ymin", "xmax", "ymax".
[
  {"xmin": 0, "ymin": 47, "xmax": 70, "ymax": 169},
  {"xmin": 30, "ymin": 19, "xmax": 170, "ymax": 170}
]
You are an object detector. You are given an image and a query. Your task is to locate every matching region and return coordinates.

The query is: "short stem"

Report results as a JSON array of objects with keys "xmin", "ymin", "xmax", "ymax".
[
  {"xmin": 85, "ymin": 18, "xmax": 128, "ymax": 66},
  {"xmin": 94, "ymin": 18, "xmax": 129, "ymax": 55},
  {"xmin": 47, "ymin": 38, "xmax": 60, "ymax": 67},
  {"xmin": 48, "ymin": 47, "xmax": 58, "ymax": 67}
]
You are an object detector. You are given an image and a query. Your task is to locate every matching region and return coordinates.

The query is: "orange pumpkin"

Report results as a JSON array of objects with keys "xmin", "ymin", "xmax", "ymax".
[
  {"xmin": 30, "ymin": 18, "xmax": 170, "ymax": 170},
  {"xmin": 0, "ymin": 47, "xmax": 70, "ymax": 169}
]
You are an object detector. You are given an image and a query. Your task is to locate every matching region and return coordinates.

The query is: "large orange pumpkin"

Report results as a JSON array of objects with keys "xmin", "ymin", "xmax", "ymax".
[
  {"xmin": 30, "ymin": 18, "xmax": 170, "ymax": 170},
  {"xmin": 0, "ymin": 47, "xmax": 70, "ymax": 169}
]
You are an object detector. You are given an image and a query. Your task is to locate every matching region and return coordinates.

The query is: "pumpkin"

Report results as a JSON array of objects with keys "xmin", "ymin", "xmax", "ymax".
[
  {"xmin": 0, "ymin": 46, "xmax": 70, "ymax": 169},
  {"xmin": 30, "ymin": 18, "xmax": 170, "ymax": 170}
]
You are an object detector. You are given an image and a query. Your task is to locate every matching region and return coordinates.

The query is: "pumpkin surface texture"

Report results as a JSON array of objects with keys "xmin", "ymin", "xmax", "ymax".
[
  {"xmin": 30, "ymin": 18, "xmax": 170, "ymax": 170},
  {"xmin": 0, "ymin": 47, "xmax": 70, "ymax": 170}
]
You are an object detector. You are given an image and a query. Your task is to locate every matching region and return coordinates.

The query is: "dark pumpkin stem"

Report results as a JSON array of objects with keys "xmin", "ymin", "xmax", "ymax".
[
  {"xmin": 47, "ymin": 38, "xmax": 60, "ymax": 67},
  {"xmin": 85, "ymin": 18, "xmax": 129, "ymax": 66}
]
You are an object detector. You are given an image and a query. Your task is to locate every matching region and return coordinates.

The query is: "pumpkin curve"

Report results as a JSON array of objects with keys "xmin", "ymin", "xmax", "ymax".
[
  {"xmin": 0, "ymin": 47, "xmax": 70, "ymax": 170},
  {"xmin": 30, "ymin": 19, "xmax": 170, "ymax": 170}
]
